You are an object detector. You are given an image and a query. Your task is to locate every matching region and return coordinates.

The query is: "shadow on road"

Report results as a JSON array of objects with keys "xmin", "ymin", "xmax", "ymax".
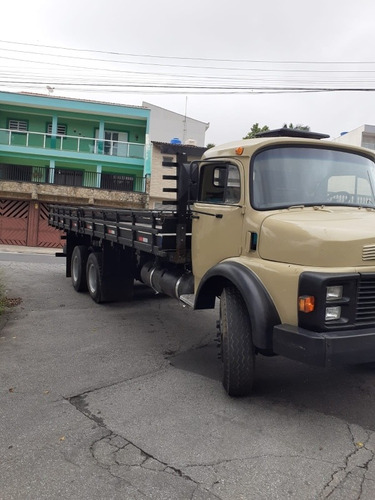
[{"xmin": 171, "ymin": 342, "xmax": 375, "ymax": 431}]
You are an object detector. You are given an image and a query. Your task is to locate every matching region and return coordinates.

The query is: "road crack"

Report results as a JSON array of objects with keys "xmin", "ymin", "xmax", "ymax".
[
  {"xmin": 319, "ymin": 423, "xmax": 375, "ymax": 499},
  {"xmin": 67, "ymin": 392, "xmax": 222, "ymax": 499},
  {"xmin": 181, "ymin": 452, "xmax": 337, "ymax": 470},
  {"xmin": 65, "ymin": 365, "xmax": 168, "ymax": 402}
]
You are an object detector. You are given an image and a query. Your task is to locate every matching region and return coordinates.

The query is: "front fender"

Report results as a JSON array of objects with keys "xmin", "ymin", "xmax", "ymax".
[{"xmin": 195, "ymin": 261, "xmax": 280, "ymax": 350}]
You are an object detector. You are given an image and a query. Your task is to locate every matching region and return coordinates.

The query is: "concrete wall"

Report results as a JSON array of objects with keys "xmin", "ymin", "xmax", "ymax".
[
  {"xmin": 149, "ymin": 146, "xmax": 176, "ymax": 207},
  {"xmin": 149, "ymin": 143, "xmax": 205, "ymax": 209},
  {"xmin": 0, "ymin": 181, "xmax": 148, "ymax": 209}
]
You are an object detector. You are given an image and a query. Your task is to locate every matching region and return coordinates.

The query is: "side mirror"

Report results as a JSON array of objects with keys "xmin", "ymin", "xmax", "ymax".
[{"xmin": 188, "ymin": 161, "xmax": 199, "ymax": 202}]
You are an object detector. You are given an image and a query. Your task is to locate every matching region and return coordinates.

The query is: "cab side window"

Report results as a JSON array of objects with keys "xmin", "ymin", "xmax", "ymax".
[{"xmin": 199, "ymin": 163, "xmax": 241, "ymax": 204}]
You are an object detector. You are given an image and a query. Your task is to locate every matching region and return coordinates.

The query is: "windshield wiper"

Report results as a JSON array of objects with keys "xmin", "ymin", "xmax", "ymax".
[
  {"xmin": 313, "ymin": 205, "xmax": 333, "ymax": 212},
  {"xmin": 287, "ymin": 205, "xmax": 305, "ymax": 210}
]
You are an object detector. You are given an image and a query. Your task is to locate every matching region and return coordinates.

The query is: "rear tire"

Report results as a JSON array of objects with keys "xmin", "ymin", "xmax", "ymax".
[
  {"xmin": 86, "ymin": 252, "xmax": 107, "ymax": 303},
  {"xmin": 220, "ymin": 286, "xmax": 255, "ymax": 397},
  {"xmin": 71, "ymin": 245, "xmax": 88, "ymax": 292},
  {"xmin": 86, "ymin": 250, "xmax": 135, "ymax": 303}
]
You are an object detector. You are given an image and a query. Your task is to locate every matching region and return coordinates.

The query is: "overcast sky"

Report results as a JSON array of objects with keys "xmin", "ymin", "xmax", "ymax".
[{"xmin": 2, "ymin": 0, "xmax": 375, "ymax": 145}]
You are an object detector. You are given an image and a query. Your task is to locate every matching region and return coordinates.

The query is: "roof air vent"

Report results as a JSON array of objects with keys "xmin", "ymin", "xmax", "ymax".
[{"xmin": 255, "ymin": 128, "xmax": 330, "ymax": 140}]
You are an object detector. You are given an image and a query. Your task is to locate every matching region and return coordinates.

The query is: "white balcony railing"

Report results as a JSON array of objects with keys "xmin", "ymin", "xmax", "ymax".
[{"xmin": 0, "ymin": 128, "xmax": 145, "ymax": 159}]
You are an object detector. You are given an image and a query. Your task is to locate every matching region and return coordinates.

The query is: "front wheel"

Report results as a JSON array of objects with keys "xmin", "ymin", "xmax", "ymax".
[{"xmin": 220, "ymin": 286, "xmax": 255, "ymax": 397}]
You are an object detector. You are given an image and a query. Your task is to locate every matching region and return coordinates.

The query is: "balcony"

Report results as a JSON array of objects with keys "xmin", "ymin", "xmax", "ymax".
[
  {"xmin": 0, "ymin": 164, "xmax": 146, "ymax": 193},
  {"xmin": 0, "ymin": 128, "xmax": 145, "ymax": 159}
]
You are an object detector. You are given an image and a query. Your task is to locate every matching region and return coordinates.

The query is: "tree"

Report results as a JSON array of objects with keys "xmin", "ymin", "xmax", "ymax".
[
  {"xmin": 243, "ymin": 123, "xmax": 269, "ymax": 139},
  {"xmin": 282, "ymin": 123, "xmax": 310, "ymax": 131},
  {"xmin": 206, "ymin": 143, "xmax": 215, "ymax": 149}
]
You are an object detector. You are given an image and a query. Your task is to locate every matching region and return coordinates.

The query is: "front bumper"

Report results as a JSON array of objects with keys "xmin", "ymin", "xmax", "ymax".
[{"xmin": 273, "ymin": 324, "xmax": 375, "ymax": 367}]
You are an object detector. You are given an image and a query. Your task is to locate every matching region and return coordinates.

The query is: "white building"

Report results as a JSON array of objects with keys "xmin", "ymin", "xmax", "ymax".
[
  {"xmin": 149, "ymin": 141, "xmax": 207, "ymax": 209},
  {"xmin": 332, "ymin": 124, "xmax": 375, "ymax": 151},
  {"xmin": 142, "ymin": 102, "xmax": 209, "ymax": 208},
  {"xmin": 143, "ymin": 101, "xmax": 209, "ymax": 147}
]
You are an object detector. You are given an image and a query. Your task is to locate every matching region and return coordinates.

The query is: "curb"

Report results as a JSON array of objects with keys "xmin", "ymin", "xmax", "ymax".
[{"xmin": 0, "ymin": 245, "xmax": 58, "ymax": 255}]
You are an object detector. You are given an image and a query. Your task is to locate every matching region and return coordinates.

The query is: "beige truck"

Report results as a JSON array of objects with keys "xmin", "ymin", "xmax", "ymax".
[{"xmin": 49, "ymin": 128, "xmax": 375, "ymax": 397}]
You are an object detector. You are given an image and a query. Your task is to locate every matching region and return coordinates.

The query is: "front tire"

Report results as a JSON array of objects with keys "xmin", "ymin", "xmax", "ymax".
[{"xmin": 220, "ymin": 286, "xmax": 255, "ymax": 397}]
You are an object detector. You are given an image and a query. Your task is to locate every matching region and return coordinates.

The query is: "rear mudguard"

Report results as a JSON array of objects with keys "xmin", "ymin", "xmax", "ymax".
[{"xmin": 195, "ymin": 261, "xmax": 280, "ymax": 350}]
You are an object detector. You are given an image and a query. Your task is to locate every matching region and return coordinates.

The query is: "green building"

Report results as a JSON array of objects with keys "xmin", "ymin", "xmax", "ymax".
[{"xmin": 0, "ymin": 91, "xmax": 150, "ymax": 247}]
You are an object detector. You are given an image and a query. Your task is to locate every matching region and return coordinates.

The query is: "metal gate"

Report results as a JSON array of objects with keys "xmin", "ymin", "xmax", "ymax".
[
  {"xmin": 0, "ymin": 199, "xmax": 62, "ymax": 248},
  {"xmin": 37, "ymin": 203, "xmax": 63, "ymax": 248},
  {"xmin": 0, "ymin": 199, "xmax": 29, "ymax": 245}
]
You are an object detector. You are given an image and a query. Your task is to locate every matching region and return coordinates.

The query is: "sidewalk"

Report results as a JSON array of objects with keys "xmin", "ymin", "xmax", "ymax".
[{"xmin": 0, "ymin": 245, "xmax": 58, "ymax": 255}]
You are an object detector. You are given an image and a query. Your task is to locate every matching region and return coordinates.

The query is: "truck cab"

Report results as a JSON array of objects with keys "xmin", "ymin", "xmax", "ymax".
[{"xmin": 191, "ymin": 129, "xmax": 375, "ymax": 396}]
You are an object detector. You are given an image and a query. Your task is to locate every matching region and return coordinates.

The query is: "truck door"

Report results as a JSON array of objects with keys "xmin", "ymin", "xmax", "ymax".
[{"xmin": 191, "ymin": 160, "xmax": 244, "ymax": 284}]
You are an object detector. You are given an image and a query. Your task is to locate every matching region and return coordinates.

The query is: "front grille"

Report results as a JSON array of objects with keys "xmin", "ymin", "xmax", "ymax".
[{"xmin": 356, "ymin": 276, "xmax": 375, "ymax": 324}]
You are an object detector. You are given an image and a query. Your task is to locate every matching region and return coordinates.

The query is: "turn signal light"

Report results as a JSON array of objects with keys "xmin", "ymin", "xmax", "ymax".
[
  {"xmin": 299, "ymin": 295, "xmax": 315, "ymax": 313},
  {"xmin": 235, "ymin": 146, "xmax": 244, "ymax": 155}
]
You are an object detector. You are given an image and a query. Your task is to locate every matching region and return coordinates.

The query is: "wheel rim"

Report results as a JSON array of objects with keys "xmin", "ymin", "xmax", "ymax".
[
  {"xmin": 87, "ymin": 263, "xmax": 97, "ymax": 294},
  {"xmin": 72, "ymin": 255, "xmax": 79, "ymax": 283}
]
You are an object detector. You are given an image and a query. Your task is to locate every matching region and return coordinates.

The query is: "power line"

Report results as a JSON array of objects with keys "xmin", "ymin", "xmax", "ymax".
[
  {"xmin": 1, "ymin": 38, "xmax": 375, "ymax": 65},
  {"xmin": 2, "ymin": 45, "xmax": 375, "ymax": 74},
  {"xmin": 0, "ymin": 78, "xmax": 374, "ymax": 94},
  {"xmin": 2, "ymin": 39, "xmax": 375, "ymax": 96}
]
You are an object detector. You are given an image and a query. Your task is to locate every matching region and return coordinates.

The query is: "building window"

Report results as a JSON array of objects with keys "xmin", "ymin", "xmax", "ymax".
[
  {"xmin": 0, "ymin": 163, "xmax": 32, "ymax": 182},
  {"xmin": 47, "ymin": 123, "xmax": 67, "ymax": 136},
  {"xmin": 101, "ymin": 173, "xmax": 134, "ymax": 192},
  {"xmin": 8, "ymin": 119, "xmax": 28, "ymax": 132},
  {"xmin": 162, "ymin": 155, "xmax": 174, "ymax": 167},
  {"xmin": 54, "ymin": 168, "xmax": 83, "ymax": 187},
  {"xmin": 95, "ymin": 130, "xmax": 129, "ymax": 156}
]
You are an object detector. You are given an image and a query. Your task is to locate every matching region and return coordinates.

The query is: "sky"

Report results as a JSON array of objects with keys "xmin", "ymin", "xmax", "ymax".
[{"xmin": 2, "ymin": 0, "xmax": 375, "ymax": 145}]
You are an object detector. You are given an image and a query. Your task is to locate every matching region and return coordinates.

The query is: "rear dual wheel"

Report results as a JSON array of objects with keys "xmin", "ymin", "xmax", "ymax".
[
  {"xmin": 71, "ymin": 245, "xmax": 135, "ymax": 304},
  {"xmin": 71, "ymin": 249, "xmax": 108, "ymax": 303}
]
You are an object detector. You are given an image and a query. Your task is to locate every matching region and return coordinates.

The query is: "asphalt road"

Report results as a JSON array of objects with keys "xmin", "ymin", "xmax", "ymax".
[{"xmin": 1, "ymin": 248, "xmax": 375, "ymax": 499}]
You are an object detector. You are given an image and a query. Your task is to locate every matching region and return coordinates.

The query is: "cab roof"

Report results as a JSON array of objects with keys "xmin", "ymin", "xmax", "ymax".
[{"xmin": 202, "ymin": 128, "xmax": 375, "ymax": 161}]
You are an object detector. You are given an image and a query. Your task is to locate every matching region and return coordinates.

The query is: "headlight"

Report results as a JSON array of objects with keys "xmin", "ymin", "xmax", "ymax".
[
  {"xmin": 299, "ymin": 272, "xmax": 358, "ymax": 331},
  {"xmin": 325, "ymin": 306, "xmax": 341, "ymax": 321},
  {"xmin": 326, "ymin": 285, "xmax": 343, "ymax": 301}
]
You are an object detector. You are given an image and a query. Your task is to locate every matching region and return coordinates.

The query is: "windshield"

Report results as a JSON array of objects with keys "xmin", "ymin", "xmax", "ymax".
[{"xmin": 251, "ymin": 146, "xmax": 375, "ymax": 210}]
